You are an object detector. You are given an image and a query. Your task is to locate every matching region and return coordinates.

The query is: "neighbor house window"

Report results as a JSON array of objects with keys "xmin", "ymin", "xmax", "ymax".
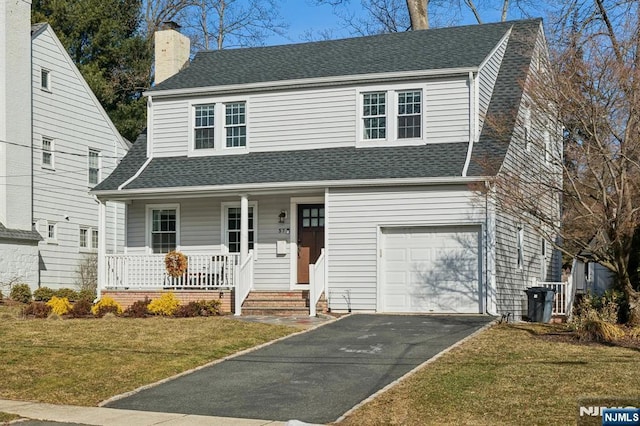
[
  {"xmin": 225, "ymin": 102, "xmax": 246, "ymax": 147},
  {"xmin": 41, "ymin": 68, "xmax": 50, "ymax": 91},
  {"xmin": 194, "ymin": 104, "xmax": 215, "ymax": 149},
  {"xmin": 540, "ymin": 238, "xmax": 548, "ymax": 280},
  {"xmin": 397, "ymin": 90, "xmax": 421, "ymax": 139},
  {"xmin": 225, "ymin": 206, "xmax": 255, "ymax": 253},
  {"xmin": 88, "ymin": 149, "xmax": 100, "ymax": 185},
  {"xmin": 79, "ymin": 227, "xmax": 89, "ymax": 248},
  {"xmin": 524, "ymin": 106, "xmax": 532, "ymax": 152},
  {"xmin": 92, "ymin": 229, "xmax": 99, "ymax": 249},
  {"xmin": 544, "ymin": 129, "xmax": 551, "ymax": 163},
  {"xmin": 151, "ymin": 209, "xmax": 177, "ymax": 253},
  {"xmin": 47, "ymin": 222, "xmax": 56, "ymax": 241},
  {"xmin": 42, "ymin": 137, "xmax": 54, "ymax": 168},
  {"xmin": 362, "ymin": 92, "xmax": 386, "ymax": 140},
  {"xmin": 517, "ymin": 226, "xmax": 524, "ymax": 269}
]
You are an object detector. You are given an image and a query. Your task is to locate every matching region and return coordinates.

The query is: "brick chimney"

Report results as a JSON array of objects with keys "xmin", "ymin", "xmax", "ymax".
[{"xmin": 154, "ymin": 21, "xmax": 190, "ymax": 85}]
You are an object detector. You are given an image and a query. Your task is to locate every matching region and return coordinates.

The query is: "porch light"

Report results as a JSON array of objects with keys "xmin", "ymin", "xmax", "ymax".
[{"xmin": 278, "ymin": 210, "xmax": 287, "ymax": 223}]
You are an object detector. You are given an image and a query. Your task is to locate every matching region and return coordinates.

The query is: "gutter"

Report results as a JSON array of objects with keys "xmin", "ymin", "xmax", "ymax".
[{"xmin": 144, "ymin": 67, "xmax": 479, "ymax": 99}]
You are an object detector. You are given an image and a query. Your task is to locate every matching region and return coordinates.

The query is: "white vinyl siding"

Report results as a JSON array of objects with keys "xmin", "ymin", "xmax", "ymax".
[
  {"xmin": 478, "ymin": 33, "xmax": 509, "ymax": 133},
  {"xmin": 425, "ymin": 78, "xmax": 469, "ymax": 143},
  {"xmin": 151, "ymin": 98, "xmax": 190, "ymax": 156},
  {"xmin": 327, "ymin": 185, "xmax": 485, "ymax": 312},
  {"xmin": 31, "ymin": 26, "xmax": 128, "ymax": 289}
]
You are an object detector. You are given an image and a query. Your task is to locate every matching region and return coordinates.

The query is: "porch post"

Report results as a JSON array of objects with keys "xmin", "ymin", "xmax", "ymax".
[
  {"xmin": 240, "ymin": 194, "xmax": 249, "ymax": 264},
  {"xmin": 97, "ymin": 199, "xmax": 107, "ymax": 300}
]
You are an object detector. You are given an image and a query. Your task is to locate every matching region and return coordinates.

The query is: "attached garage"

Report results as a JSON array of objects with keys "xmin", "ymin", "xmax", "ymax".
[{"xmin": 380, "ymin": 226, "xmax": 482, "ymax": 313}]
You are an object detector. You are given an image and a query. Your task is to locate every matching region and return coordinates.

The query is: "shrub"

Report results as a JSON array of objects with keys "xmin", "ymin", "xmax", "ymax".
[
  {"xmin": 174, "ymin": 299, "xmax": 222, "ymax": 317},
  {"xmin": 33, "ymin": 287, "xmax": 56, "ymax": 302},
  {"xmin": 55, "ymin": 288, "xmax": 80, "ymax": 302},
  {"xmin": 91, "ymin": 296, "xmax": 123, "ymax": 317},
  {"xmin": 68, "ymin": 298, "xmax": 93, "ymax": 318},
  {"xmin": 77, "ymin": 288, "xmax": 96, "ymax": 302},
  {"xmin": 10, "ymin": 284, "xmax": 32, "ymax": 304},
  {"xmin": 46, "ymin": 296, "xmax": 72, "ymax": 316},
  {"xmin": 147, "ymin": 292, "xmax": 180, "ymax": 316},
  {"xmin": 577, "ymin": 319, "xmax": 625, "ymax": 342},
  {"xmin": 22, "ymin": 301, "xmax": 51, "ymax": 318},
  {"xmin": 123, "ymin": 298, "xmax": 151, "ymax": 318}
]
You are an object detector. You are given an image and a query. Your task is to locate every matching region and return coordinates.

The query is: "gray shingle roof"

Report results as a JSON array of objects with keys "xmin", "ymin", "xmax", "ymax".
[
  {"xmin": 0, "ymin": 222, "xmax": 42, "ymax": 243},
  {"xmin": 95, "ymin": 19, "xmax": 541, "ymax": 194},
  {"xmin": 151, "ymin": 20, "xmax": 538, "ymax": 91}
]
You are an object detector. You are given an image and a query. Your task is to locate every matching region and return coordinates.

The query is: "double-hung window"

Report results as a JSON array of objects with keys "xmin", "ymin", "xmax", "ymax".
[
  {"xmin": 397, "ymin": 90, "xmax": 421, "ymax": 139},
  {"xmin": 225, "ymin": 102, "xmax": 246, "ymax": 147},
  {"xmin": 79, "ymin": 227, "xmax": 98, "ymax": 251},
  {"xmin": 226, "ymin": 206, "xmax": 255, "ymax": 253},
  {"xmin": 194, "ymin": 104, "xmax": 215, "ymax": 149},
  {"xmin": 151, "ymin": 208, "xmax": 177, "ymax": 253},
  {"xmin": 88, "ymin": 149, "xmax": 100, "ymax": 185},
  {"xmin": 41, "ymin": 68, "xmax": 51, "ymax": 91},
  {"xmin": 362, "ymin": 92, "xmax": 386, "ymax": 140},
  {"xmin": 42, "ymin": 137, "xmax": 54, "ymax": 168}
]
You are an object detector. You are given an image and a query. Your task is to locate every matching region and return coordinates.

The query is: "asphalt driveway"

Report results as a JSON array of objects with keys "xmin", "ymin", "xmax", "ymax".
[{"xmin": 105, "ymin": 314, "xmax": 493, "ymax": 424}]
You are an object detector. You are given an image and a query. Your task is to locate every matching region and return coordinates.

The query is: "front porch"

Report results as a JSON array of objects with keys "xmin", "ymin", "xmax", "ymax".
[{"xmin": 101, "ymin": 250, "xmax": 327, "ymax": 316}]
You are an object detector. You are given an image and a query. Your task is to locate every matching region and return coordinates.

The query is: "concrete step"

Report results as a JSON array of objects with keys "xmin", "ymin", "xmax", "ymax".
[{"xmin": 241, "ymin": 306, "xmax": 310, "ymax": 316}]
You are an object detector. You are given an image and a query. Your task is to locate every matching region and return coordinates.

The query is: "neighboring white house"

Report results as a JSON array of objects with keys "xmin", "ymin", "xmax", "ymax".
[
  {"xmin": 0, "ymin": 0, "xmax": 128, "ymax": 292},
  {"xmin": 93, "ymin": 19, "xmax": 562, "ymax": 320}
]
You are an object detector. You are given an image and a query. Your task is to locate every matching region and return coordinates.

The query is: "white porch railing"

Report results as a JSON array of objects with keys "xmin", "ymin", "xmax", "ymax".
[
  {"xmin": 309, "ymin": 249, "xmax": 326, "ymax": 317},
  {"xmin": 105, "ymin": 253, "xmax": 239, "ymax": 290},
  {"xmin": 234, "ymin": 250, "xmax": 254, "ymax": 316},
  {"xmin": 539, "ymin": 279, "xmax": 574, "ymax": 316}
]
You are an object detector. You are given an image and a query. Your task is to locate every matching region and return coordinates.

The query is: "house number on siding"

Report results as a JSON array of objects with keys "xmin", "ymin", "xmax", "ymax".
[{"xmin": 278, "ymin": 228, "xmax": 290, "ymax": 234}]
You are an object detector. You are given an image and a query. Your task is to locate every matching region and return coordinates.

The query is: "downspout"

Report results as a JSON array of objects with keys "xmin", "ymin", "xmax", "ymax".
[{"xmin": 462, "ymin": 71, "xmax": 476, "ymax": 177}]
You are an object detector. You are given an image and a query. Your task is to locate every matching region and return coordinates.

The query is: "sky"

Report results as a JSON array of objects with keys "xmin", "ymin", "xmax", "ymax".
[{"xmin": 265, "ymin": 0, "xmax": 549, "ymax": 46}]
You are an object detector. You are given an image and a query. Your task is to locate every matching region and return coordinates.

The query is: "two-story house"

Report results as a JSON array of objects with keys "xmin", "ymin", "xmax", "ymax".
[
  {"xmin": 0, "ymin": 0, "xmax": 128, "ymax": 293},
  {"xmin": 93, "ymin": 18, "xmax": 562, "ymax": 320}
]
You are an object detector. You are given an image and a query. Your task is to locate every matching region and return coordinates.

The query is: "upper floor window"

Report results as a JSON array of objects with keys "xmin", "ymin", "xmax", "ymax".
[
  {"xmin": 88, "ymin": 149, "xmax": 100, "ymax": 185},
  {"xmin": 225, "ymin": 102, "xmax": 246, "ymax": 147},
  {"xmin": 42, "ymin": 137, "xmax": 54, "ymax": 169},
  {"xmin": 195, "ymin": 104, "xmax": 215, "ymax": 149},
  {"xmin": 363, "ymin": 92, "xmax": 386, "ymax": 140},
  {"xmin": 41, "ymin": 68, "xmax": 51, "ymax": 91},
  {"xmin": 359, "ymin": 87, "xmax": 424, "ymax": 146},
  {"xmin": 523, "ymin": 105, "xmax": 532, "ymax": 152},
  {"xmin": 397, "ymin": 90, "xmax": 421, "ymax": 139}
]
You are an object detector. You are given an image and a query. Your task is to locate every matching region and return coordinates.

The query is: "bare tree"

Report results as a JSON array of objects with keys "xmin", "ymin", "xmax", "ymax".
[
  {"xmin": 186, "ymin": 0, "xmax": 287, "ymax": 50},
  {"xmin": 406, "ymin": 0, "xmax": 428, "ymax": 29},
  {"xmin": 143, "ymin": 0, "xmax": 193, "ymax": 41},
  {"xmin": 490, "ymin": 1, "xmax": 640, "ymax": 325}
]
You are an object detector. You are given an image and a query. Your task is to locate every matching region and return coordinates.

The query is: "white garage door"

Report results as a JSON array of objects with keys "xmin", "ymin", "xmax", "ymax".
[{"xmin": 381, "ymin": 226, "xmax": 482, "ymax": 313}]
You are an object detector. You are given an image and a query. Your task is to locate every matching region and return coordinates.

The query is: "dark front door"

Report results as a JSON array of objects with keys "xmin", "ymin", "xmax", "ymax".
[{"xmin": 297, "ymin": 204, "xmax": 325, "ymax": 284}]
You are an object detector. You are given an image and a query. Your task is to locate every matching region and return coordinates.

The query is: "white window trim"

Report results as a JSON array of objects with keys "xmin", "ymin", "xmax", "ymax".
[
  {"xmin": 88, "ymin": 148, "xmax": 101, "ymax": 186},
  {"xmin": 79, "ymin": 226, "xmax": 99, "ymax": 253},
  {"xmin": 220, "ymin": 201, "xmax": 258, "ymax": 258},
  {"xmin": 41, "ymin": 68, "xmax": 51, "ymax": 92},
  {"xmin": 188, "ymin": 96, "xmax": 250, "ymax": 157},
  {"xmin": 145, "ymin": 204, "xmax": 180, "ymax": 254},
  {"xmin": 356, "ymin": 83, "xmax": 426, "ymax": 148},
  {"xmin": 41, "ymin": 136, "xmax": 55, "ymax": 170}
]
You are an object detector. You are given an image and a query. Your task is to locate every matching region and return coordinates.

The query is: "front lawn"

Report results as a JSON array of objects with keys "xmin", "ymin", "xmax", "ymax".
[
  {"xmin": 340, "ymin": 323, "xmax": 640, "ymax": 425},
  {"xmin": 0, "ymin": 309, "xmax": 296, "ymax": 406}
]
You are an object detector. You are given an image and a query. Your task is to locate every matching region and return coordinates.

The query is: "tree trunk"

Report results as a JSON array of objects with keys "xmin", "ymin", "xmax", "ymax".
[{"xmin": 406, "ymin": 0, "xmax": 428, "ymax": 30}]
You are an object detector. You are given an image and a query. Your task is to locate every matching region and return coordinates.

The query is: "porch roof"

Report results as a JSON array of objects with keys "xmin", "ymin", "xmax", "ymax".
[{"xmin": 93, "ymin": 136, "xmax": 473, "ymax": 193}]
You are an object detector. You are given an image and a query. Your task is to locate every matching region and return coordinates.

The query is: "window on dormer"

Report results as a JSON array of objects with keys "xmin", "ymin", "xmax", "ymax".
[
  {"xmin": 397, "ymin": 90, "xmax": 421, "ymax": 139},
  {"xmin": 225, "ymin": 102, "xmax": 246, "ymax": 147},
  {"xmin": 363, "ymin": 92, "xmax": 386, "ymax": 140},
  {"xmin": 194, "ymin": 104, "xmax": 215, "ymax": 149}
]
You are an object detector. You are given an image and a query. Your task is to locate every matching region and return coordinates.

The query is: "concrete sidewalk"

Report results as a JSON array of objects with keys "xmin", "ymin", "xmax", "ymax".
[{"xmin": 0, "ymin": 399, "xmax": 287, "ymax": 425}]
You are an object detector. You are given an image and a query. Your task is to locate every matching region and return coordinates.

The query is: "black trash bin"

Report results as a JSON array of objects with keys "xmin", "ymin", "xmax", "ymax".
[{"xmin": 525, "ymin": 287, "xmax": 556, "ymax": 322}]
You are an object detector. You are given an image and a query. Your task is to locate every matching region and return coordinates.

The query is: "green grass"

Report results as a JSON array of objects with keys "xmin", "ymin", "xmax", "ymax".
[
  {"xmin": 339, "ymin": 323, "xmax": 640, "ymax": 426},
  {"xmin": 0, "ymin": 412, "xmax": 20, "ymax": 422},
  {"xmin": 0, "ymin": 309, "xmax": 296, "ymax": 406}
]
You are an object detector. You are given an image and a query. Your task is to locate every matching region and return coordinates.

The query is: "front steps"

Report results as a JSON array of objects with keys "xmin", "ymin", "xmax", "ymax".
[{"xmin": 242, "ymin": 290, "xmax": 326, "ymax": 316}]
